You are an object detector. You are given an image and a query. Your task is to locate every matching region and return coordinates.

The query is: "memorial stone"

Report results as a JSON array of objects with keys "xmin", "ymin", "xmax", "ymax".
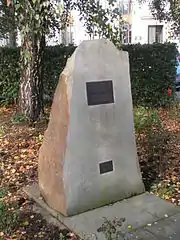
[{"xmin": 38, "ymin": 39, "xmax": 145, "ymax": 217}]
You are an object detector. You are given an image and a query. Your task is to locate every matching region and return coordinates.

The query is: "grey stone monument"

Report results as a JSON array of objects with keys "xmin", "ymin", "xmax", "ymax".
[{"xmin": 38, "ymin": 39, "xmax": 145, "ymax": 217}]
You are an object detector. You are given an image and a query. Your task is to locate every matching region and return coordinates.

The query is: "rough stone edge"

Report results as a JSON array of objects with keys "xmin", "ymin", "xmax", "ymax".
[
  {"xmin": 23, "ymin": 183, "xmax": 126, "ymax": 239},
  {"xmin": 23, "ymin": 184, "xmax": 73, "ymax": 233}
]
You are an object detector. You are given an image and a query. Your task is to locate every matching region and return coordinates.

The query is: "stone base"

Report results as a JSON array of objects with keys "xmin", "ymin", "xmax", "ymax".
[{"xmin": 24, "ymin": 184, "xmax": 180, "ymax": 240}]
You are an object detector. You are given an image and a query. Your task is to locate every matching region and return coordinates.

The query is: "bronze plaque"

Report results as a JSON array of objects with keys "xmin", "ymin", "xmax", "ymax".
[
  {"xmin": 86, "ymin": 80, "xmax": 114, "ymax": 106},
  {"xmin": 99, "ymin": 160, "xmax": 113, "ymax": 174}
]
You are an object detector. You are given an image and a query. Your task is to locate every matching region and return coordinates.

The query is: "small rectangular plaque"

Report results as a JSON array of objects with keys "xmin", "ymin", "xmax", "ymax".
[
  {"xmin": 99, "ymin": 160, "xmax": 113, "ymax": 174},
  {"xmin": 86, "ymin": 80, "xmax": 114, "ymax": 106}
]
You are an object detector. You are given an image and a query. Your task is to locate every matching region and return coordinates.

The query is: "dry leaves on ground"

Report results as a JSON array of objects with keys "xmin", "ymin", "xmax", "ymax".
[{"xmin": 0, "ymin": 105, "xmax": 180, "ymax": 239}]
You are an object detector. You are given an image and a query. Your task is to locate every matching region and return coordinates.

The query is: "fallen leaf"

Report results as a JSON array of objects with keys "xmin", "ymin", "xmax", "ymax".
[
  {"xmin": 11, "ymin": 169, "xmax": 16, "ymax": 173},
  {"xmin": 128, "ymin": 225, "xmax": 132, "ymax": 229},
  {"xmin": 23, "ymin": 221, "xmax": 29, "ymax": 226}
]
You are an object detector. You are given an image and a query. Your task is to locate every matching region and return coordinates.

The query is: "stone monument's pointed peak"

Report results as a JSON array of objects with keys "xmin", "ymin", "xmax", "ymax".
[{"xmin": 79, "ymin": 38, "xmax": 112, "ymax": 45}]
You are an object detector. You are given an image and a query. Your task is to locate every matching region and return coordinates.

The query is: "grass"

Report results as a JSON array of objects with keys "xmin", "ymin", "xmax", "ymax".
[
  {"xmin": 0, "ymin": 125, "xmax": 4, "ymax": 137},
  {"xmin": 0, "ymin": 188, "xmax": 19, "ymax": 235},
  {"xmin": 169, "ymin": 103, "xmax": 180, "ymax": 123},
  {"xmin": 133, "ymin": 106, "xmax": 163, "ymax": 134},
  {"xmin": 11, "ymin": 113, "xmax": 29, "ymax": 124},
  {"xmin": 150, "ymin": 182, "xmax": 176, "ymax": 200}
]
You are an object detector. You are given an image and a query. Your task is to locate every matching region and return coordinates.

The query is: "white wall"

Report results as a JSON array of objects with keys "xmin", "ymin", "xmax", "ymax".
[
  {"xmin": 70, "ymin": 0, "xmax": 174, "ymax": 46},
  {"xmin": 69, "ymin": 0, "xmax": 118, "ymax": 46},
  {"xmin": 0, "ymin": 38, "xmax": 9, "ymax": 46},
  {"xmin": 131, "ymin": 1, "xmax": 171, "ymax": 44},
  {"xmin": 71, "ymin": 10, "xmax": 90, "ymax": 46}
]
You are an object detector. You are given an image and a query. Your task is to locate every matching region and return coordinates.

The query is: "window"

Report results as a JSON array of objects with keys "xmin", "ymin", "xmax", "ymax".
[
  {"xmin": 122, "ymin": 24, "xmax": 132, "ymax": 44},
  {"xmin": 60, "ymin": 27, "xmax": 74, "ymax": 45},
  {"xmin": 120, "ymin": 3, "xmax": 129, "ymax": 15},
  {"xmin": 119, "ymin": 0, "xmax": 132, "ymax": 15},
  {"xmin": 148, "ymin": 25, "xmax": 163, "ymax": 44}
]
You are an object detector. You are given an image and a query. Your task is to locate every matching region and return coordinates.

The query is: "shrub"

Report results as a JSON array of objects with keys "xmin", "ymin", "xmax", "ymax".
[
  {"xmin": 97, "ymin": 217, "xmax": 126, "ymax": 240},
  {"xmin": 0, "ymin": 43, "xmax": 177, "ymax": 107},
  {"xmin": 43, "ymin": 45, "xmax": 76, "ymax": 100},
  {"xmin": 0, "ymin": 47, "xmax": 20, "ymax": 105},
  {"xmin": 0, "ymin": 45, "xmax": 75, "ymax": 105},
  {"xmin": 122, "ymin": 43, "xmax": 177, "ymax": 107}
]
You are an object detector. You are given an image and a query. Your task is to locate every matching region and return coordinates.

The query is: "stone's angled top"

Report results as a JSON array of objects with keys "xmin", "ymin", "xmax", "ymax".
[
  {"xmin": 75, "ymin": 38, "xmax": 128, "ymax": 65},
  {"xmin": 77, "ymin": 38, "xmax": 116, "ymax": 49},
  {"xmin": 79, "ymin": 38, "xmax": 118, "ymax": 48},
  {"xmin": 38, "ymin": 38, "xmax": 144, "ymax": 217}
]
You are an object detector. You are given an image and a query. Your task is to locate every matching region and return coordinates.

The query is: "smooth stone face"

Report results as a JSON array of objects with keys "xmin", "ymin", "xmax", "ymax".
[{"xmin": 38, "ymin": 39, "xmax": 145, "ymax": 217}]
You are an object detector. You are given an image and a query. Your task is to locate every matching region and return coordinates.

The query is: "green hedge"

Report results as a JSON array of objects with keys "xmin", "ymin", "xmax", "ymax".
[
  {"xmin": 122, "ymin": 43, "xmax": 177, "ymax": 107},
  {"xmin": 0, "ymin": 47, "xmax": 20, "ymax": 104},
  {"xmin": 43, "ymin": 45, "xmax": 76, "ymax": 99},
  {"xmin": 0, "ymin": 43, "xmax": 177, "ymax": 107},
  {"xmin": 0, "ymin": 45, "xmax": 75, "ymax": 105}
]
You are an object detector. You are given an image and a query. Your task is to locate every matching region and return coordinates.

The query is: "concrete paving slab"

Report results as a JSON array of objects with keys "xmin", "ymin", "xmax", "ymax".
[
  {"xmin": 119, "ymin": 192, "xmax": 178, "ymax": 220},
  {"xmin": 24, "ymin": 184, "xmax": 180, "ymax": 240},
  {"xmin": 123, "ymin": 213, "xmax": 180, "ymax": 240},
  {"xmin": 144, "ymin": 213, "xmax": 180, "ymax": 240},
  {"xmin": 175, "ymin": 91, "xmax": 180, "ymax": 100},
  {"xmin": 124, "ymin": 230, "xmax": 159, "ymax": 240}
]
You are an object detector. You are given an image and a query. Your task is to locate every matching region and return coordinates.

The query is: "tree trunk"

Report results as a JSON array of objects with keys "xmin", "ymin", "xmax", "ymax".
[
  {"xmin": 19, "ymin": 35, "xmax": 45, "ymax": 122},
  {"xmin": 9, "ymin": 29, "xmax": 17, "ymax": 47},
  {"xmin": 8, "ymin": 5, "xmax": 17, "ymax": 48}
]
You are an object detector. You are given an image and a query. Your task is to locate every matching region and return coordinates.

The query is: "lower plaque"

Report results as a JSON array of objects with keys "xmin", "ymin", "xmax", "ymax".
[{"xmin": 99, "ymin": 160, "xmax": 113, "ymax": 174}]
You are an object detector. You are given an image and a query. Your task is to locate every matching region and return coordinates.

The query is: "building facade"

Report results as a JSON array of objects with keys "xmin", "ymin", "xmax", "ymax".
[
  {"xmin": 1, "ymin": 0, "xmax": 179, "ymax": 48},
  {"xmin": 67, "ymin": 0, "xmax": 178, "ymax": 47},
  {"xmin": 131, "ymin": 1, "xmax": 169, "ymax": 44}
]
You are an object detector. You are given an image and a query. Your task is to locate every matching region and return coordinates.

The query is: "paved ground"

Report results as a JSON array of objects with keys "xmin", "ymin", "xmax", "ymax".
[
  {"xmin": 24, "ymin": 184, "xmax": 180, "ymax": 240},
  {"xmin": 175, "ymin": 91, "xmax": 180, "ymax": 100},
  {"xmin": 125, "ymin": 212, "xmax": 180, "ymax": 240}
]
